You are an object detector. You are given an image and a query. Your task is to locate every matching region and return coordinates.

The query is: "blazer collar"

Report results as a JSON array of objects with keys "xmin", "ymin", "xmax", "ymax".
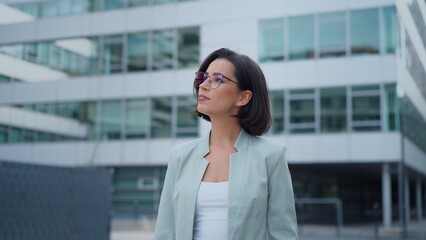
[{"xmin": 197, "ymin": 128, "xmax": 250, "ymax": 157}]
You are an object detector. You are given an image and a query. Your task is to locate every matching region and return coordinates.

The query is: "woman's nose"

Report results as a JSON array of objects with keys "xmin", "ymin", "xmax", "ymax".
[{"xmin": 199, "ymin": 78, "xmax": 209, "ymax": 90}]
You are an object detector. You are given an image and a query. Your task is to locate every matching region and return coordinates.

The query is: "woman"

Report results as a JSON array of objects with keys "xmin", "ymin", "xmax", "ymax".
[{"xmin": 155, "ymin": 48, "xmax": 298, "ymax": 240}]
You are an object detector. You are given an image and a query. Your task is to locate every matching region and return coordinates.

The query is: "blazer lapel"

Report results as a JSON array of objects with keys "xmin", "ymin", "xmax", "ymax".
[
  {"xmin": 183, "ymin": 132, "xmax": 210, "ymax": 239},
  {"xmin": 228, "ymin": 130, "xmax": 250, "ymax": 239}
]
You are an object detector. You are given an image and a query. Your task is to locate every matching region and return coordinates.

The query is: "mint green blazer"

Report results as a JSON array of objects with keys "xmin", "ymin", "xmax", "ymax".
[{"xmin": 154, "ymin": 130, "xmax": 298, "ymax": 240}]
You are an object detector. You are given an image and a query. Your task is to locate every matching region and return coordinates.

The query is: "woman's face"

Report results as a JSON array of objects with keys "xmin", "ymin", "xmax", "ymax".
[{"xmin": 196, "ymin": 59, "xmax": 243, "ymax": 119}]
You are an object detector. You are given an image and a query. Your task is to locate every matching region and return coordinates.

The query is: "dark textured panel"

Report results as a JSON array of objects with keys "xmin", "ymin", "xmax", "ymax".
[{"xmin": 0, "ymin": 161, "xmax": 112, "ymax": 240}]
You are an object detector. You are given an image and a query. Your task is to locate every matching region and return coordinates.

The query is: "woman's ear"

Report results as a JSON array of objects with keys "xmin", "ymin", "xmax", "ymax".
[{"xmin": 236, "ymin": 90, "xmax": 253, "ymax": 107}]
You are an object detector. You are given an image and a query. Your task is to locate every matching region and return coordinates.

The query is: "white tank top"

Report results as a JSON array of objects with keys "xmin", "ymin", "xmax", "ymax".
[{"xmin": 193, "ymin": 181, "xmax": 228, "ymax": 240}]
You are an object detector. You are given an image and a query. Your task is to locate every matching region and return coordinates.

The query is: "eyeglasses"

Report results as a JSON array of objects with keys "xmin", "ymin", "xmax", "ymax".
[{"xmin": 194, "ymin": 71, "xmax": 238, "ymax": 89}]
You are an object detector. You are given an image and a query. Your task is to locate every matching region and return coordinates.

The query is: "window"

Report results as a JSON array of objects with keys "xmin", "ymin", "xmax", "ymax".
[
  {"xmin": 383, "ymin": 7, "xmax": 396, "ymax": 54},
  {"xmin": 152, "ymin": 30, "xmax": 174, "ymax": 70},
  {"xmin": 128, "ymin": 32, "xmax": 149, "ymax": 72},
  {"xmin": 34, "ymin": 103, "xmax": 57, "ymax": 115},
  {"xmin": 289, "ymin": 15, "xmax": 314, "ymax": 60},
  {"xmin": 8, "ymin": 127, "xmax": 22, "ymax": 143},
  {"xmin": 100, "ymin": 100, "xmax": 122, "ymax": 140},
  {"xmin": 102, "ymin": 35, "xmax": 124, "ymax": 74},
  {"xmin": 350, "ymin": 8, "xmax": 379, "ymax": 55},
  {"xmin": 71, "ymin": 0, "xmax": 92, "ymax": 14},
  {"xmin": 17, "ymin": 3, "xmax": 40, "ymax": 18},
  {"xmin": 23, "ymin": 129, "xmax": 36, "ymax": 142},
  {"xmin": 384, "ymin": 84, "xmax": 397, "ymax": 131},
  {"xmin": 289, "ymin": 89, "xmax": 315, "ymax": 133},
  {"xmin": 269, "ymin": 91, "xmax": 285, "ymax": 134},
  {"xmin": 178, "ymin": 27, "xmax": 200, "ymax": 68},
  {"xmin": 352, "ymin": 85, "xmax": 381, "ymax": 131},
  {"xmin": 57, "ymin": 102, "xmax": 81, "ymax": 119},
  {"xmin": 137, "ymin": 177, "xmax": 159, "ymax": 190},
  {"xmin": 0, "ymin": 125, "xmax": 8, "ymax": 143},
  {"xmin": 258, "ymin": 18, "xmax": 285, "ymax": 62},
  {"xmin": 36, "ymin": 131, "xmax": 49, "ymax": 142},
  {"xmin": 151, "ymin": 97, "xmax": 172, "ymax": 138},
  {"xmin": 105, "ymin": 0, "xmax": 126, "ymax": 10},
  {"xmin": 128, "ymin": 0, "xmax": 151, "ymax": 7},
  {"xmin": 41, "ymin": 1, "xmax": 59, "ymax": 18},
  {"xmin": 176, "ymin": 96, "xmax": 198, "ymax": 137},
  {"xmin": 154, "ymin": 0, "xmax": 175, "ymax": 4},
  {"xmin": 319, "ymin": 12, "xmax": 346, "ymax": 58},
  {"xmin": 320, "ymin": 87, "xmax": 346, "ymax": 132},
  {"xmin": 125, "ymin": 99, "xmax": 149, "ymax": 139},
  {"xmin": 0, "ymin": 74, "xmax": 12, "ymax": 83}
]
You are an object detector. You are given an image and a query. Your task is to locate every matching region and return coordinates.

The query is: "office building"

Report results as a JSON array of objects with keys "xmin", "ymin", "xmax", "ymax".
[{"xmin": 0, "ymin": 0, "xmax": 425, "ymax": 228}]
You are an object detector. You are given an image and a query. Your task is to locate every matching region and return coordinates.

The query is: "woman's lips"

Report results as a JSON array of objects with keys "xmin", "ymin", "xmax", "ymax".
[{"xmin": 198, "ymin": 94, "xmax": 210, "ymax": 101}]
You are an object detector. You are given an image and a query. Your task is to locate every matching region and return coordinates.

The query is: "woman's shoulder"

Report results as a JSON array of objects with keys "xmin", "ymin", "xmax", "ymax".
[
  {"xmin": 251, "ymin": 135, "xmax": 286, "ymax": 153},
  {"xmin": 170, "ymin": 138, "xmax": 202, "ymax": 156}
]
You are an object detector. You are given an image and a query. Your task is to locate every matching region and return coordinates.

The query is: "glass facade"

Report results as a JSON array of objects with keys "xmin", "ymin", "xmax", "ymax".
[
  {"xmin": 0, "ymin": 27, "xmax": 200, "ymax": 81},
  {"xmin": 2, "ymin": 84, "xmax": 416, "ymax": 145},
  {"xmin": 404, "ymin": 32, "xmax": 426, "ymax": 101},
  {"xmin": 406, "ymin": 0, "xmax": 426, "ymax": 51},
  {"xmin": 400, "ymin": 96, "xmax": 426, "ymax": 153},
  {"xmin": 1, "ymin": 0, "xmax": 196, "ymax": 24},
  {"xmin": 258, "ymin": 6, "xmax": 395, "ymax": 63},
  {"xmin": 267, "ymin": 84, "xmax": 401, "ymax": 135},
  {"xmin": 1, "ymin": 95, "xmax": 198, "ymax": 144}
]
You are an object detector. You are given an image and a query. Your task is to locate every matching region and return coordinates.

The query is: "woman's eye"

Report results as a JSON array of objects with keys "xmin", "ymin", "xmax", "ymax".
[{"xmin": 213, "ymin": 76, "xmax": 223, "ymax": 83}]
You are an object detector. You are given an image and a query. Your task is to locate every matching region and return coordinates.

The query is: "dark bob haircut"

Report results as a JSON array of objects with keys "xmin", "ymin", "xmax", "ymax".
[{"xmin": 194, "ymin": 48, "xmax": 271, "ymax": 136}]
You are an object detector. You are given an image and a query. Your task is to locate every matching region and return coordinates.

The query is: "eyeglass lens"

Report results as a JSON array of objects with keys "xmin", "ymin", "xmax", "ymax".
[{"xmin": 194, "ymin": 72, "xmax": 224, "ymax": 89}]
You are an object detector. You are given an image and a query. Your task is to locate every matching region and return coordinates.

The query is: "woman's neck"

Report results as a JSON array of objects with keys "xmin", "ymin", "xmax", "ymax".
[{"xmin": 209, "ymin": 117, "xmax": 241, "ymax": 148}]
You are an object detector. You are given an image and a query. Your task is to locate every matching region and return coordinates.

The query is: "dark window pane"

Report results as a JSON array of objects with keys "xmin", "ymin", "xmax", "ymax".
[
  {"xmin": 151, "ymin": 97, "xmax": 172, "ymax": 138},
  {"xmin": 152, "ymin": 30, "xmax": 174, "ymax": 70},
  {"xmin": 178, "ymin": 27, "xmax": 200, "ymax": 68},
  {"xmin": 383, "ymin": 7, "xmax": 396, "ymax": 54},
  {"xmin": 351, "ymin": 8, "xmax": 379, "ymax": 55},
  {"xmin": 269, "ymin": 91, "xmax": 285, "ymax": 134},
  {"xmin": 320, "ymin": 87, "xmax": 347, "ymax": 132},
  {"xmin": 128, "ymin": 32, "xmax": 149, "ymax": 72},
  {"xmin": 125, "ymin": 99, "xmax": 149, "ymax": 139},
  {"xmin": 176, "ymin": 96, "xmax": 198, "ymax": 137},
  {"xmin": 352, "ymin": 85, "xmax": 381, "ymax": 131},
  {"xmin": 100, "ymin": 100, "xmax": 122, "ymax": 140},
  {"xmin": 102, "ymin": 35, "xmax": 124, "ymax": 74}
]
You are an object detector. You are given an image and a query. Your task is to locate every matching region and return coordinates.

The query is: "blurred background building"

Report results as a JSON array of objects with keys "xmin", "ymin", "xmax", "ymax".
[{"xmin": 0, "ymin": 0, "xmax": 425, "ymax": 231}]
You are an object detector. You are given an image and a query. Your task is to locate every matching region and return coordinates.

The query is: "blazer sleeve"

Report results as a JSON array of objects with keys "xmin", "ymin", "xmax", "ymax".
[
  {"xmin": 154, "ymin": 150, "xmax": 178, "ymax": 240},
  {"xmin": 267, "ymin": 145, "xmax": 298, "ymax": 240}
]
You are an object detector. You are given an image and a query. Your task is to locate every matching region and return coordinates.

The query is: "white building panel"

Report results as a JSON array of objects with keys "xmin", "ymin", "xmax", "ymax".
[{"xmin": 0, "ymin": 106, "xmax": 87, "ymax": 137}]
